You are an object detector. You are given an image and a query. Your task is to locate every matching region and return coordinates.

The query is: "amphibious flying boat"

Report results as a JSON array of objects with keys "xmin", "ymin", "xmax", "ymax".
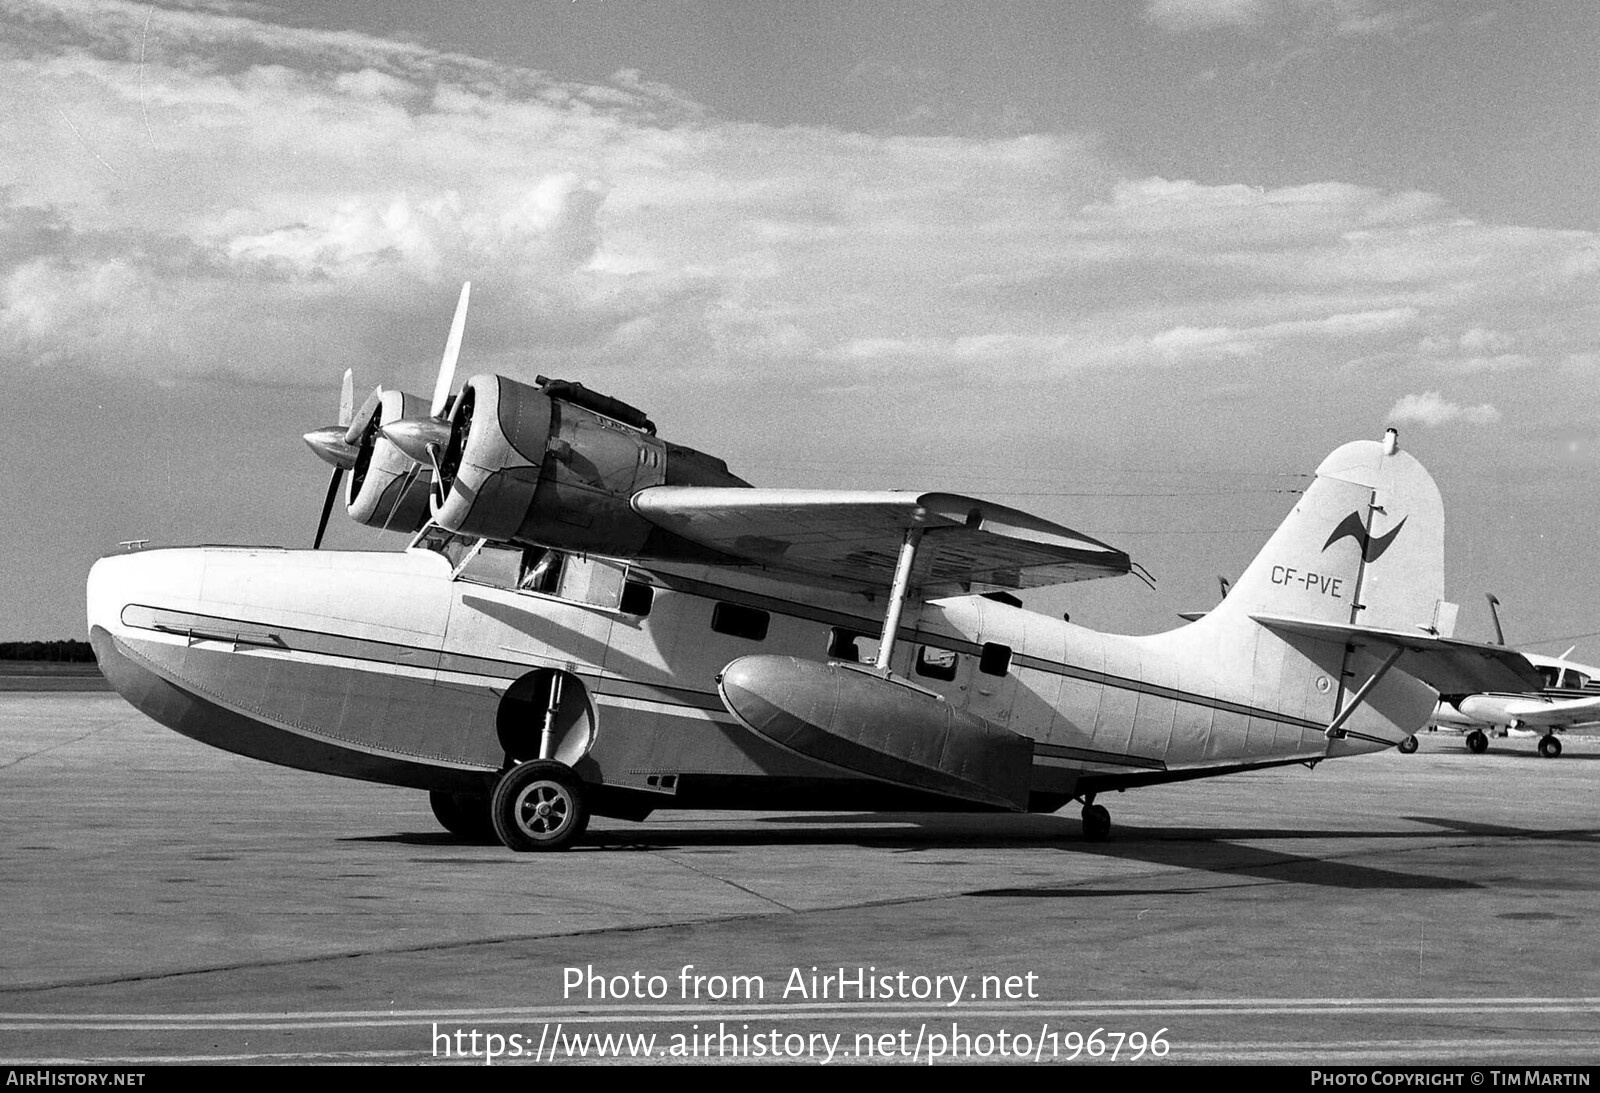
[{"xmin": 86, "ymin": 285, "xmax": 1540, "ymax": 850}]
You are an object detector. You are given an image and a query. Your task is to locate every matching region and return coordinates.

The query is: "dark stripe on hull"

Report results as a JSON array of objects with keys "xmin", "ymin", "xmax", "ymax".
[{"xmin": 120, "ymin": 604, "xmax": 1316, "ymax": 760}]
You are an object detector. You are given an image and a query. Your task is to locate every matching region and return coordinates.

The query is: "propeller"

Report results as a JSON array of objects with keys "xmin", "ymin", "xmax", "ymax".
[
  {"xmin": 382, "ymin": 281, "xmax": 471, "ymax": 504},
  {"xmin": 304, "ymin": 368, "xmax": 356, "ymax": 549}
]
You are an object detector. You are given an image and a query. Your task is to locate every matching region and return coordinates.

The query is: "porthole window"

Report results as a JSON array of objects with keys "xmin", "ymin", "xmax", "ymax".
[
  {"xmin": 979, "ymin": 642, "xmax": 1012, "ymax": 677},
  {"xmin": 712, "ymin": 602, "xmax": 769, "ymax": 641},
  {"xmin": 621, "ymin": 580, "xmax": 654, "ymax": 617}
]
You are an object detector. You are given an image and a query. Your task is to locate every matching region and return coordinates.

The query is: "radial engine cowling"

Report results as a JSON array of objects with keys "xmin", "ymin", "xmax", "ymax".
[
  {"xmin": 345, "ymin": 388, "xmax": 435, "ymax": 532},
  {"xmin": 432, "ymin": 374, "xmax": 746, "ymax": 555}
]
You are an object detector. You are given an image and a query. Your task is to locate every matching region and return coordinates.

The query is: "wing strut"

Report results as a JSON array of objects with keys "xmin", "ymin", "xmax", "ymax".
[
  {"xmin": 1325, "ymin": 645, "xmax": 1405, "ymax": 740},
  {"xmin": 874, "ymin": 525, "xmax": 925, "ymax": 671}
]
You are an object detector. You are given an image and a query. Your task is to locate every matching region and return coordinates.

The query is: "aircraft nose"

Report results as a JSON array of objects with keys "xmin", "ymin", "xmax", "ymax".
[{"xmin": 86, "ymin": 549, "xmax": 204, "ymax": 635}]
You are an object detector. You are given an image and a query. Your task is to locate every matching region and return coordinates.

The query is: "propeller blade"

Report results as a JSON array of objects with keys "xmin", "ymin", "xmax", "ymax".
[
  {"xmin": 338, "ymin": 368, "xmax": 355, "ymax": 427},
  {"xmin": 314, "ymin": 467, "xmax": 344, "ymax": 549},
  {"xmin": 429, "ymin": 281, "xmax": 471, "ymax": 418},
  {"xmin": 344, "ymin": 385, "xmax": 384, "ymax": 446}
]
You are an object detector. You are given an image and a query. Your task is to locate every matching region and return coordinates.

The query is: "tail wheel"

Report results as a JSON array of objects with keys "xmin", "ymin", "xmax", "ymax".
[
  {"xmin": 1397, "ymin": 735, "xmax": 1419, "ymax": 754},
  {"xmin": 491, "ymin": 759, "xmax": 589, "ymax": 852},
  {"xmin": 1466, "ymin": 730, "xmax": 1489, "ymax": 754},
  {"xmin": 1538, "ymin": 735, "xmax": 1562, "ymax": 759}
]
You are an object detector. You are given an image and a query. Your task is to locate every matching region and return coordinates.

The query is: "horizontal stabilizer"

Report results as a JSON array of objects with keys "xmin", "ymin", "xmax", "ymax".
[
  {"xmin": 1252, "ymin": 614, "xmax": 1544, "ymax": 694},
  {"xmin": 717, "ymin": 655, "xmax": 1034, "ymax": 810}
]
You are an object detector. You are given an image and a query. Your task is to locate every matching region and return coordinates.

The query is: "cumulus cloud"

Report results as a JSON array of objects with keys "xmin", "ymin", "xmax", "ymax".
[
  {"xmin": 1145, "ymin": 0, "xmax": 1274, "ymax": 33},
  {"xmin": 1387, "ymin": 390, "xmax": 1501, "ymax": 428},
  {"xmin": 0, "ymin": 0, "xmax": 1596, "ymax": 406},
  {"xmin": 1144, "ymin": 0, "xmax": 1447, "ymax": 39}
]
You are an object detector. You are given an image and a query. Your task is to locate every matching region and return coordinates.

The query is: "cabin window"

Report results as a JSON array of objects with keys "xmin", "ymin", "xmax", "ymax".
[
  {"xmin": 915, "ymin": 645, "xmax": 959, "ymax": 682},
  {"xmin": 555, "ymin": 555, "xmax": 626, "ymax": 609},
  {"xmin": 620, "ymin": 580, "xmax": 654, "ymax": 617},
  {"xmin": 829, "ymin": 627, "xmax": 864, "ymax": 662},
  {"xmin": 712, "ymin": 602, "xmax": 769, "ymax": 641},
  {"xmin": 1562, "ymin": 669, "xmax": 1590, "ymax": 689},
  {"xmin": 1538, "ymin": 666, "xmax": 1561, "ymax": 689},
  {"xmin": 979, "ymin": 642, "xmax": 1013, "ymax": 677}
]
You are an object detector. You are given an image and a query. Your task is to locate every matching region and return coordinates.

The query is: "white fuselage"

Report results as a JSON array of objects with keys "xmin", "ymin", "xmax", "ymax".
[{"xmin": 86, "ymin": 533, "xmax": 1423, "ymax": 816}]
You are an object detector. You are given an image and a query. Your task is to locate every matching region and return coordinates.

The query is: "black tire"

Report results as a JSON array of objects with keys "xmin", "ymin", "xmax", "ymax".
[
  {"xmin": 1082, "ymin": 803, "xmax": 1111, "ymax": 843},
  {"xmin": 1397, "ymin": 735, "xmax": 1419, "ymax": 755},
  {"xmin": 1539, "ymin": 735, "xmax": 1562, "ymax": 759},
  {"xmin": 1466, "ymin": 730, "xmax": 1489, "ymax": 754},
  {"xmin": 491, "ymin": 760, "xmax": 588, "ymax": 852},
  {"xmin": 428, "ymin": 790, "xmax": 496, "ymax": 842}
]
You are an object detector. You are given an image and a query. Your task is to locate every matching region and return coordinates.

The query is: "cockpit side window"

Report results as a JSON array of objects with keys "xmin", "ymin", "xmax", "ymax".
[
  {"xmin": 411, "ymin": 525, "xmax": 477, "ymax": 569},
  {"xmin": 1538, "ymin": 665, "xmax": 1561, "ymax": 689},
  {"xmin": 519, "ymin": 548, "xmax": 565, "ymax": 594}
]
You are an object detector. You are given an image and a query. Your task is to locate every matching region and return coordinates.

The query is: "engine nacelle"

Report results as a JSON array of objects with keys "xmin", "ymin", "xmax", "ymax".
[
  {"xmin": 432, "ymin": 374, "xmax": 746, "ymax": 555},
  {"xmin": 346, "ymin": 389, "xmax": 434, "ymax": 533}
]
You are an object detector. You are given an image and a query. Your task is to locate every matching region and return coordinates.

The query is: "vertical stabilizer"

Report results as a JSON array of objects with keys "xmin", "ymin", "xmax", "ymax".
[{"xmin": 1204, "ymin": 435, "xmax": 1444, "ymax": 634}]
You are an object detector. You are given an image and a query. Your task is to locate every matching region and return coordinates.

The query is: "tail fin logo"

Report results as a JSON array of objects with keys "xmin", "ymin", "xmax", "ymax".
[{"xmin": 1322, "ymin": 512, "xmax": 1408, "ymax": 563}]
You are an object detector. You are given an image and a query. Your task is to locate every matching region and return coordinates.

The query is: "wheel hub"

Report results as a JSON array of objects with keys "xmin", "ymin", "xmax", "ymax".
[{"xmin": 517, "ymin": 783, "xmax": 570, "ymax": 836}]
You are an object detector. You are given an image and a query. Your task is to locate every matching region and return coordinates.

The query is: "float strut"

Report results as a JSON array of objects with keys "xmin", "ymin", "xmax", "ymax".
[{"xmin": 874, "ymin": 524, "xmax": 925, "ymax": 672}]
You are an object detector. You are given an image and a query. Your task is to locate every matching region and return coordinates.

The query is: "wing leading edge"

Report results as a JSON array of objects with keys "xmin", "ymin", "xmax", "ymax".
[{"xmin": 631, "ymin": 487, "xmax": 1131, "ymax": 595}]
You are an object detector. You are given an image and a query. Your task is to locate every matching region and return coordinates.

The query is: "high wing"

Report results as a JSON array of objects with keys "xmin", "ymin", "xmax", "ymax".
[
  {"xmin": 631, "ymin": 487, "xmax": 1131, "ymax": 595},
  {"xmin": 1253, "ymin": 614, "xmax": 1543, "ymax": 693}
]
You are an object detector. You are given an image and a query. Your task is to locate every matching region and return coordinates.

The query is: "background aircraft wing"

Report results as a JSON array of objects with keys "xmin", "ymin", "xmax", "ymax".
[
  {"xmin": 631, "ymin": 487, "xmax": 1131, "ymax": 594},
  {"xmin": 1251, "ymin": 614, "xmax": 1544, "ymax": 693}
]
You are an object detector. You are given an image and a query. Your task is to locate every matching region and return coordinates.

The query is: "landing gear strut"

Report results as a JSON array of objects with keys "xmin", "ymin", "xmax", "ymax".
[
  {"xmin": 1465, "ymin": 730, "xmax": 1489, "ymax": 754},
  {"xmin": 1081, "ymin": 797, "xmax": 1111, "ymax": 842},
  {"xmin": 1538, "ymin": 734, "xmax": 1563, "ymax": 759},
  {"xmin": 491, "ymin": 759, "xmax": 589, "ymax": 851}
]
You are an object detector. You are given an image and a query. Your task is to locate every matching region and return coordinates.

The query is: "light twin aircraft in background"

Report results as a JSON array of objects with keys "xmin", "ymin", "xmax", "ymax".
[
  {"xmin": 86, "ymin": 285, "xmax": 1540, "ymax": 851},
  {"xmin": 1426, "ymin": 594, "xmax": 1600, "ymax": 758}
]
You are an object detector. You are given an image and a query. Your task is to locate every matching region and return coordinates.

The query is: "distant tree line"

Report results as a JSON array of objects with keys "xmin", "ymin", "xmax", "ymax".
[{"xmin": 0, "ymin": 640, "xmax": 97, "ymax": 662}]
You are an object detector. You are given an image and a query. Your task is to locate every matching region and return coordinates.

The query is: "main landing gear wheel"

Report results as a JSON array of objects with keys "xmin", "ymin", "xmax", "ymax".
[
  {"xmin": 428, "ymin": 790, "xmax": 496, "ymax": 842},
  {"xmin": 1397, "ymin": 735, "xmax": 1419, "ymax": 754},
  {"xmin": 1081, "ymin": 803, "xmax": 1111, "ymax": 842},
  {"xmin": 1466, "ymin": 730, "xmax": 1489, "ymax": 755},
  {"xmin": 1538, "ymin": 734, "xmax": 1563, "ymax": 759},
  {"xmin": 491, "ymin": 760, "xmax": 589, "ymax": 852}
]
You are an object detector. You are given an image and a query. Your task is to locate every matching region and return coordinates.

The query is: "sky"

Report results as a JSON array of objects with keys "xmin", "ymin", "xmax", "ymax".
[{"xmin": 2, "ymin": 0, "xmax": 1598, "ymax": 653}]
